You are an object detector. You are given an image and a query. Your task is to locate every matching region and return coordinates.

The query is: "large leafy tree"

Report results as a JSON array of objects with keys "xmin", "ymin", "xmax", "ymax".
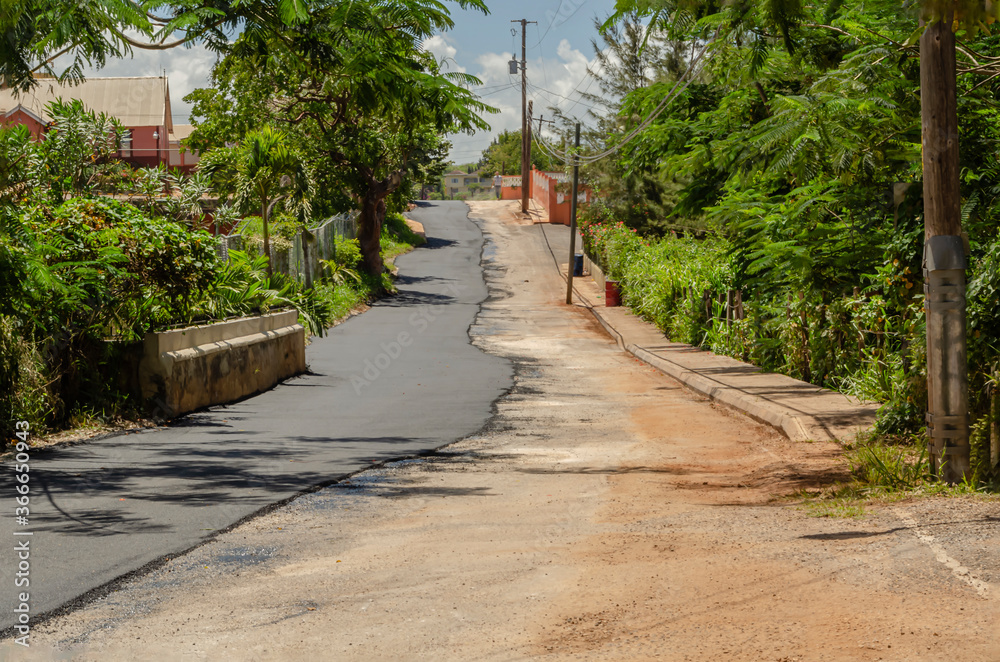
[{"xmin": 189, "ymin": 0, "xmax": 496, "ymax": 277}]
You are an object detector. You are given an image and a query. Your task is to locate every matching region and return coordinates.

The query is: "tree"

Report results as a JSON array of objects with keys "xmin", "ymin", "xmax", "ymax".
[
  {"xmin": 547, "ymin": 11, "xmax": 679, "ymax": 235},
  {"xmin": 34, "ymin": 99, "xmax": 124, "ymax": 201},
  {"xmin": 0, "ymin": 0, "xmax": 310, "ymax": 92},
  {"xmin": 232, "ymin": 127, "xmax": 312, "ymax": 278},
  {"xmin": 188, "ymin": 0, "xmax": 496, "ymax": 277},
  {"xmin": 603, "ymin": 0, "xmax": 1000, "ymax": 481},
  {"xmin": 479, "ymin": 130, "xmax": 553, "ymax": 177}
]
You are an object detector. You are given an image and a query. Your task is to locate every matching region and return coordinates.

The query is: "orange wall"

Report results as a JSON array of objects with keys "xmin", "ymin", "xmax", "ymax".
[
  {"xmin": 501, "ymin": 185, "xmax": 522, "ymax": 201},
  {"xmin": 531, "ymin": 168, "xmax": 590, "ymax": 225}
]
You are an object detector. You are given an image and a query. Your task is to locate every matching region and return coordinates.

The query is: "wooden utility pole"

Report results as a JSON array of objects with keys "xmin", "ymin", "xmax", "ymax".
[
  {"xmin": 512, "ymin": 19, "xmax": 535, "ymax": 214},
  {"xmin": 921, "ymin": 13, "xmax": 970, "ymax": 482},
  {"xmin": 566, "ymin": 123, "xmax": 581, "ymax": 305},
  {"xmin": 527, "ymin": 100, "xmax": 533, "ymax": 180}
]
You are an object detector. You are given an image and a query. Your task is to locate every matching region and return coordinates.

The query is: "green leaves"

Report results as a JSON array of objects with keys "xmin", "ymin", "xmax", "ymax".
[{"xmin": 277, "ymin": 0, "xmax": 308, "ymax": 25}]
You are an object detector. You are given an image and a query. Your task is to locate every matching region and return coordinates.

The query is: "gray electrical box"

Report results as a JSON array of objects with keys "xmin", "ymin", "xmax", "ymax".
[{"xmin": 509, "ymin": 60, "xmax": 518, "ymax": 75}]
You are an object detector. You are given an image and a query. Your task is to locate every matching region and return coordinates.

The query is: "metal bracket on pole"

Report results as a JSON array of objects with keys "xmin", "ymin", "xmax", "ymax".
[{"xmin": 923, "ymin": 235, "xmax": 969, "ymax": 480}]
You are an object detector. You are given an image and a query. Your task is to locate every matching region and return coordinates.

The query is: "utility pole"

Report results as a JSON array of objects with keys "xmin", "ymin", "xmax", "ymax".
[
  {"xmin": 566, "ymin": 123, "xmax": 581, "ymax": 305},
  {"xmin": 528, "ymin": 100, "xmax": 533, "ymax": 173},
  {"xmin": 921, "ymin": 12, "xmax": 969, "ymax": 483},
  {"xmin": 512, "ymin": 19, "xmax": 535, "ymax": 214}
]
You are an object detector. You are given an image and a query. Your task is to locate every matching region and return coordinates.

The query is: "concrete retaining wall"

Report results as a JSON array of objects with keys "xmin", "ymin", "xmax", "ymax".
[
  {"xmin": 139, "ymin": 310, "xmax": 306, "ymax": 418},
  {"xmin": 583, "ymin": 253, "xmax": 606, "ymax": 291}
]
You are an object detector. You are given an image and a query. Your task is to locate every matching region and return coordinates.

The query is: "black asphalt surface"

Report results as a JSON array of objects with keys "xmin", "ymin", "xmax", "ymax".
[{"xmin": 0, "ymin": 201, "xmax": 512, "ymax": 630}]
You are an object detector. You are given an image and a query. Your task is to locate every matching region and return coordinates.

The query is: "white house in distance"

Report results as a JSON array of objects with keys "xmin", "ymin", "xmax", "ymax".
[{"xmin": 442, "ymin": 169, "xmax": 492, "ymax": 198}]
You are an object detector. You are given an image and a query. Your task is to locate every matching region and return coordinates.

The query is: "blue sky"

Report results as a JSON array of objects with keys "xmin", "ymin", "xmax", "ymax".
[
  {"xmin": 80, "ymin": 1, "xmax": 614, "ymax": 162},
  {"xmin": 430, "ymin": 0, "xmax": 614, "ymax": 162}
]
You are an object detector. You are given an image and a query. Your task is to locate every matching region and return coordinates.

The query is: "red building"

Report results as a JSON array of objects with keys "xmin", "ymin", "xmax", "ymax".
[{"xmin": 0, "ymin": 75, "xmax": 199, "ymax": 172}]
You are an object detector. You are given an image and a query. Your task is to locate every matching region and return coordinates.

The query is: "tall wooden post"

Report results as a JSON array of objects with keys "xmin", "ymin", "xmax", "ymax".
[
  {"xmin": 566, "ymin": 123, "xmax": 581, "ymax": 305},
  {"xmin": 527, "ymin": 99, "xmax": 533, "ymax": 210},
  {"xmin": 921, "ymin": 14, "xmax": 970, "ymax": 482},
  {"xmin": 512, "ymin": 19, "xmax": 535, "ymax": 214}
]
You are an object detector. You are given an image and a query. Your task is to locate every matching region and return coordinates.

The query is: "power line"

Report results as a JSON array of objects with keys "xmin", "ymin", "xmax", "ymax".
[
  {"xmin": 476, "ymin": 85, "xmax": 520, "ymax": 99},
  {"xmin": 534, "ymin": 35, "xmax": 717, "ymax": 166},
  {"xmin": 533, "ymin": 22, "xmax": 550, "ymax": 89},
  {"xmin": 527, "ymin": 78, "xmax": 604, "ymax": 113},
  {"xmin": 554, "ymin": 57, "xmax": 607, "ymax": 119}
]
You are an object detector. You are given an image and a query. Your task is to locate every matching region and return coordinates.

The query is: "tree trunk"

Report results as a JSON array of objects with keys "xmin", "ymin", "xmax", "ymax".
[
  {"xmin": 921, "ymin": 15, "xmax": 969, "ymax": 483},
  {"xmin": 358, "ymin": 193, "xmax": 386, "ymax": 277},
  {"xmin": 355, "ymin": 170, "xmax": 404, "ymax": 278}
]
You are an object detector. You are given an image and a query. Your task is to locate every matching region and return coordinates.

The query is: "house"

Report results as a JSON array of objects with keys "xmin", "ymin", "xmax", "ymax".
[
  {"xmin": 442, "ymin": 169, "xmax": 493, "ymax": 198},
  {"xmin": 0, "ymin": 75, "xmax": 200, "ymax": 172}
]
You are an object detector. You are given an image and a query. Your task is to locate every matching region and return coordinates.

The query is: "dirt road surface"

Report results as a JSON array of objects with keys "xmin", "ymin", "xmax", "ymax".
[{"xmin": 17, "ymin": 202, "xmax": 1000, "ymax": 661}]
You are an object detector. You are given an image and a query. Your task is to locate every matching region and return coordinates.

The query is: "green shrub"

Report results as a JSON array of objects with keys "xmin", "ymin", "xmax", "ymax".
[
  {"xmin": 584, "ymin": 216, "xmax": 925, "ymax": 440},
  {"xmin": 0, "ymin": 317, "xmax": 51, "ymax": 437},
  {"xmin": 25, "ymin": 197, "xmax": 220, "ymax": 337},
  {"xmin": 334, "ymin": 236, "xmax": 363, "ymax": 268},
  {"xmin": 2, "ymin": 197, "xmax": 222, "ymax": 434}
]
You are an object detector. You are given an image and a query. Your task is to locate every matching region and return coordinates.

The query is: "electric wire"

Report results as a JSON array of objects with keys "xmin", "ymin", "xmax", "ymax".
[
  {"xmin": 554, "ymin": 57, "xmax": 607, "ymax": 119},
  {"xmin": 526, "ymin": 78, "xmax": 604, "ymax": 113},
  {"xmin": 534, "ymin": 35, "xmax": 716, "ymax": 166}
]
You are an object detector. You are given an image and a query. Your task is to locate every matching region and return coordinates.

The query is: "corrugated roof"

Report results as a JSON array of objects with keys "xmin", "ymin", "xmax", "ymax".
[
  {"xmin": 0, "ymin": 77, "xmax": 170, "ymax": 128},
  {"xmin": 170, "ymin": 124, "xmax": 196, "ymax": 142}
]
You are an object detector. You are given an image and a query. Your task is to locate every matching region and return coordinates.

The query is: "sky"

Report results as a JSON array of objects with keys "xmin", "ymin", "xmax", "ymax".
[
  {"xmin": 423, "ymin": 0, "xmax": 615, "ymax": 164},
  {"xmin": 76, "ymin": 1, "xmax": 614, "ymax": 164}
]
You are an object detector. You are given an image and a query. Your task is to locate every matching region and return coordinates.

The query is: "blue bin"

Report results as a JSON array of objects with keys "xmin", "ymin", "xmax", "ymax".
[{"xmin": 573, "ymin": 253, "xmax": 584, "ymax": 277}]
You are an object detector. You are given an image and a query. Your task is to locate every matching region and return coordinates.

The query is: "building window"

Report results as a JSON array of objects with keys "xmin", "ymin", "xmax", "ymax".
[{"xmin": 452, "ymin": 178, "xmax": 459, "ymax": 184}]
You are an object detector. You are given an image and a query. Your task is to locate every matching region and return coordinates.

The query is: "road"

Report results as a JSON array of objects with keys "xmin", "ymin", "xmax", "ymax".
[
  {"xmin": 10, "ymin": 201, "xmax": 1000, "ymax": 660},
  {"xmin": 0, "ymin": 201, "xmax": 511, "ymax": 631}
]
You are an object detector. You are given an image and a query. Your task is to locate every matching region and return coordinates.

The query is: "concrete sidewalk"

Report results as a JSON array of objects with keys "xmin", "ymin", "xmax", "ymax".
[{"xmin": 559, "ymin": 245, "xmax": 878, "ymax": 443}]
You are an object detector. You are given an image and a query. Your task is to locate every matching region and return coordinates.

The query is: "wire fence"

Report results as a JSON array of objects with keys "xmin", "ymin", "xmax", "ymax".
[{"xmin": 215, "ymin": 211, "xmax": 359, "ymax": 286}]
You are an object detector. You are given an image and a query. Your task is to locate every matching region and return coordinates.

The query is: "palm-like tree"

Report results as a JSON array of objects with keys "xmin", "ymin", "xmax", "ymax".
[{"xmin": 234, "ymin": 126, "xmax": 312, "ymax": 278}]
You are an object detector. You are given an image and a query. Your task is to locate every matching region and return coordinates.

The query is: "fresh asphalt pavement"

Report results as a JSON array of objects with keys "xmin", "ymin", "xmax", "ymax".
[{"xmin": 0, "ymin": 201, "xmax": 512, "ymax": 631}]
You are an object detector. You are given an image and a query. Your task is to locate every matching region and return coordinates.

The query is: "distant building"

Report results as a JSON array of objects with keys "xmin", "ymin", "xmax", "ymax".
[
  {"xmin": 442, "ymin": 169, "xmax": 491, "ymax": 198},
  {"xmin": 0, "ymin": 75, "xmax": 200, "ymax": 172}
]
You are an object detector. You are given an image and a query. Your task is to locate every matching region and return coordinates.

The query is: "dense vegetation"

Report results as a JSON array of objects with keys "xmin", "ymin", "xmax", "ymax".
[
  {"xmin": 1, "ymin": 179, "xmax": 421, "ymax": 438},
  {"xmin": 183, "ymin": 0, "xmax": 493, "ymax": 276},
  {"xmin": 0, "ymin": 0, "xmax": 482, "ymax": 439},
  {"xmin": 563, "ymin": 2, "xmax": 1000, "ymax": 484}
]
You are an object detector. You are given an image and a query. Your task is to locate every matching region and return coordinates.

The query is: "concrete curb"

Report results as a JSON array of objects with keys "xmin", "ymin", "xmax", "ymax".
[{"xmin": 626, "ymin": 344, "xmax": 812, "ymax": 442}]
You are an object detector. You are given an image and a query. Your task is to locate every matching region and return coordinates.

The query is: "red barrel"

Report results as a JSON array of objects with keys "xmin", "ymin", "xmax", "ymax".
[{"xmin": 605, "ymin": 280, "xmax": 621, "ymax": 307}]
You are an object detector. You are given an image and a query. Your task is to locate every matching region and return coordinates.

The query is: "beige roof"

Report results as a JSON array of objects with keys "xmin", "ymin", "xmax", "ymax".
[
  {"xmin": 169, "ymin": 124, "xmax": 196, "ymax": 142},
  {"xmin": 0, "ymin": 76, "xmax": 171, "ymax": 128}
]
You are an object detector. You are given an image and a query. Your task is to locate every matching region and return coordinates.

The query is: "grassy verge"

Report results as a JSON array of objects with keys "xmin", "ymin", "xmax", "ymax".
[{"xmin": 797, "ymin": 434, "xmax": 1000, "ymax": 518}]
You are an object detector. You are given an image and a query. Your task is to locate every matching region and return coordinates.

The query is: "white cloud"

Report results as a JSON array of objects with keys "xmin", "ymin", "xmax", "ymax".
[{"xmin": 423, "ymin": 34, "xmax": 465, "ymax": 73}]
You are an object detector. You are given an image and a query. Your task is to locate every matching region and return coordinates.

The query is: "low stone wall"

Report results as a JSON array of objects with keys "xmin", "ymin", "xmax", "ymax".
[
  {"xmin": 583, "ymin": 253, "xmax": 605, "ymax": 290},
  {"xmin": 138, "ymin": 310, "xmax": 306, "ymax": 418}
]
